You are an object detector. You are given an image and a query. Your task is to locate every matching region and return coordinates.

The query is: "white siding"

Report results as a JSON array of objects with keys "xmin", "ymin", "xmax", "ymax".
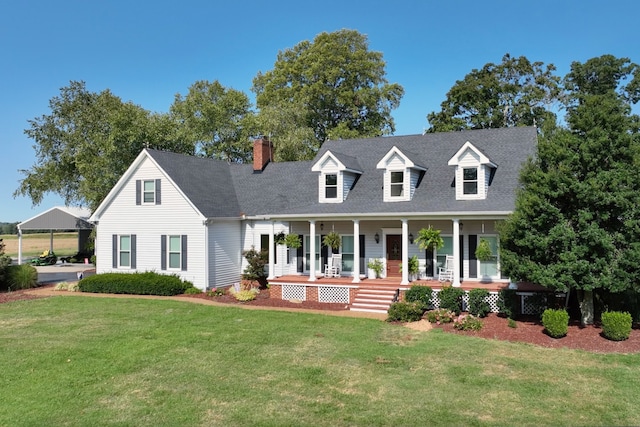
[
  {"xmin": 209, "ymin": 220, "xmax": 242, "ymax": 289},
  {"xmin": 343, "ymin": 172, "xmax": 356, "ymax": 200},
  {"xmin": 94, "ymin": 157, "xmax": 207, "ymax": 288}
]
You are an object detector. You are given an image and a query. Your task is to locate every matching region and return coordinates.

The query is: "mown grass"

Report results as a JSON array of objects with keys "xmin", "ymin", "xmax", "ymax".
[
  {"xmin": 1, "ymin": 232, "xmax": 78, "ymax": 258},
  {"xmin": 1, "ymin": 296, "xmax": 639, "ymax": 426}
]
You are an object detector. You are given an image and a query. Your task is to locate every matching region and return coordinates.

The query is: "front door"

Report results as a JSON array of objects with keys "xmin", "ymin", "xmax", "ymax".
[{"xmin": 386, "ymin": 235, "xmax": 402, "ymax": 277}]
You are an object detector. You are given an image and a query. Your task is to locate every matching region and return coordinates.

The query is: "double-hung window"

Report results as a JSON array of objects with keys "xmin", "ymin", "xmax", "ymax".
[
  {"xmin": 325, "ymin": 174, "xmax": 337, "ymax": 199},
  {"xmin": 463, "ymin": 168, "xmax": 478, "ymax": 195},
  {"xmin": 143, "ymin": 180, "xmax": 156, "ymax": 203},
  {"xmin": 390, "ymin": 171, "xmax": 404, "ymax": 197},
  {"xmin": 168, "ymin": 235, "xmax": 182, "ymax": 269},
  {"xmin": 119, "ymin": 235, "xmax": 131, "ymax": 267}
]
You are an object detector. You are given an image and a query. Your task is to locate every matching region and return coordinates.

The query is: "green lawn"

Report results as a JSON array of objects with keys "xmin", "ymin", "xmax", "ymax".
[{"xmin": 1, "ymin": 296, "xmax": 639, "ymax": 426}]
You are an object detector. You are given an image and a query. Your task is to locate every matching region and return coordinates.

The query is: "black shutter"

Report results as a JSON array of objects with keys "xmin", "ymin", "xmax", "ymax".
[
  {"xmin": 135, "ymin": 180, "xmax": 141, "ymax": 205},
  {"xmin": 468, "ymin": 235, "xmax": 477, "ymax": 278},
  {"xmin": 459, "ymin": 234, "xmax": 464, "ymax": 281},
  {"xmin": 161, "ymin": 235, "xmax": 167, "ymax": 270},
  {"xmin": 112, "ymin": 235, "xmax": 118, "ymax": 268},
  {"xmin": 320, "ymin": 235, "xmax": 328, "ymax": 272},
  {"xmin": 296, "ymin": 234, "xmax": 304, "ymax": 273},
  {"xmin": 359, "ymin": 234, "xmax": 366, "ymax": 273},
  {"xmin": 425, "ymin": 247, "xmax": 434, "ymax": 277},
  {"xmin": 181, "ymin": 235, "xmax": 187, "ymax": 271},
  {"xmin": 155, "ymin": 179, "xmax": 161, "ymax": 205},
  {"xmin": 131, "ymin": 235, "xmax": 137, "ymax": 269}
]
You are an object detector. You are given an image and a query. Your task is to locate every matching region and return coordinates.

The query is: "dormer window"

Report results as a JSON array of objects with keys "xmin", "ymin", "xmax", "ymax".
[
  {"xmin": 312, "ymin": 150, "xmax": 363, "ymax": 203},
  {"xmin": 376, "ymin": 146, "xmax": 426, "ymax": 202},
  {"xmin": 448, "ymin": 141, "xmax": 497, "ymax": 201},
  {"xmin": 463, "ymin": 168, "xmax": 478, "ymax": 195},
  {"xmin": 390, "ymin": 171, "xmax": 404, "ymax": 197},
  {"xmin": 325, "ymin": 174, "xmax": 338, "ymax": 199},
  {"xmin": 143, "ymin": 180, "xmax": 156, "ymax": 203}
]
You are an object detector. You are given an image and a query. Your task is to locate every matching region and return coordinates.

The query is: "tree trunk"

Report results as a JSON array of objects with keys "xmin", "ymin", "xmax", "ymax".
[{"xmin": 577, "ymin": 289, "xmax": 594, "ymax": 326}]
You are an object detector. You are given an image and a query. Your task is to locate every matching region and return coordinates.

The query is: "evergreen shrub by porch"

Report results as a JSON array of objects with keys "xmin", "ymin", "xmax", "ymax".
[
  {"xmin": 78, "ymin": 272, "xmax": 193, "ymax": 296},
  {"xmin": 468, "ymin": 288, "xmax": 490, "ymax": 317},
  {"xmin": 497, "ymin": 289, "xmax": 519, "ymax": 319},
  {"xmin": 601, "ymin": 311, "xmax": 632, "ymax": 341},
  {"xmin": 437, "ymin": 286, "xmax": 464, "ymax": 315},
  {"xmin": 386, "ymin": 301, "xmax": 424, "ymax": 322},
  {"xmin": 404, "ymin": 285, "xmax": 433, "ymax": 309},
  {"xmin": 541, "ymin": 308, "xmax": 569, "ymax": 338}
]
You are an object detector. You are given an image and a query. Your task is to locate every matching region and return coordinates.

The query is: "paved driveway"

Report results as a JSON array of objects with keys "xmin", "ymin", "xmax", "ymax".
[{"xmin": 34, "ymin": 264, "xmax": 95, "ymax": 284}]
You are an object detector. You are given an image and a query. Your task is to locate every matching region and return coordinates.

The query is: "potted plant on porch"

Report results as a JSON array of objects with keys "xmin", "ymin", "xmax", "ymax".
[
  {"xmin": 399, "ymin": 255, "xmax": 420, "ymax": 281},
  {"xmin": 475, "ymin": 238, "xmax": 493, "ymax": 261},
  {"xmin": 367, "ymin": 258, "xmax": 384, "ymax": 279}
]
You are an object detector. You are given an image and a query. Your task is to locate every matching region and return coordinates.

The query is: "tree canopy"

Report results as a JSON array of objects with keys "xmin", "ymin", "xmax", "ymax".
[
  {"xmin": 252, "ymin": 29, "xmax": 404, "ymax": 160},
  {"xmin": 14, "ymin": 81, "xmax": 191, "ymax": 211},
  {"xmin": 426, "ymin": 54, "xmax": 562, "ymax": 133},
  {"xmin": 499, "ymin": 55, "xmax": 640, "ymax": 325},
  {"xmin": 170, "ymin": 80, "xmax": 256, "ymax": 163}
]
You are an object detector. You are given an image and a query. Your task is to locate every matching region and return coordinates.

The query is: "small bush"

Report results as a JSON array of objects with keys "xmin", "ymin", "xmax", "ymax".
[
  {"xmin": 54, "ymin": 282, "xmax": 80, "ymax": 292},
  {"xmin": 468, "ymin": 288, "xmax": 490, "ymax": 317},
  {"xmin": 508, "ymin": 318, "xmax": 517, "ymax": 328},
  {"xmin": 230, "ymin": 286, "xmax": 259, "ymax": 302},
  {"xmin": 453, "ymin": 314, "xmax": 483, "ymax": 331},
  {"xmin": 425, "ymin": 308, "xmax": 456, "ymax": 324},
  {"xmin": 541, "ymin": 308, "xmax": 569, "ymax": 338},
  {"xmin": 206, "ymin": 288, "xmax": 225, "ymax": 297},
  {"xmin": 78, "ymin": 272, "xmax": 193, "ymax": 296},
  {"xmin": 183, "ymin": 287, "xmax": 202, "ymax": 295},
  {"xmin": 437, "ymin": 285, "xmax": 464, "ymax": 315},
  {"xmin": 497, "ymin": 289, "xmax": 519, "ymax": 319},
  {"xmin": 601, "ymin": 311, "xmax": 632, "ymax": 341},
  {"xmin": 404, "ymin": 285, "xmax": 433, "ymax": 309},
  {"xmin": 387, "ymin": 301, "xmax": 424, "ymax": 322},
  {"xmin": 5, "ymin": 264, "xmax": 38, "ymax": 291}
]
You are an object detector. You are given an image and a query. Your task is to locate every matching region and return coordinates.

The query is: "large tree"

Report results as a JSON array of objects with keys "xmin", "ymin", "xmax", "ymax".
[
  {"xmin": 15, "ymin": 81, "xmax": 189, "ymax": 211},
  {"xmin": 170, "ymin": 80, "xmax": 256, "ymax": 162},
  {"xmin": 426, "ymin": 54, "xmax": 562, "ymax": 133},
  {"xmin": 500, "ymin": 55, "xmax": 640, "ymax": 325},
  {"xmin": 252, "ymin": 29, "xmax": 404, "ymax": 159}
]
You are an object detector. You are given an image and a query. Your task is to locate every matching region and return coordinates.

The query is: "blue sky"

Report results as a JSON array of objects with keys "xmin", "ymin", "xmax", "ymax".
[{"xmin": 1, "ymin": 0, "xmax": 638, "ymax": 222}]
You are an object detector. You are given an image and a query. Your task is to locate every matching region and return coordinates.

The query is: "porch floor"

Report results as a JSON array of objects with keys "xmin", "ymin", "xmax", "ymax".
[{"xmin": 269, "ymin": 275, "xmax": 547, "ymax": 292}]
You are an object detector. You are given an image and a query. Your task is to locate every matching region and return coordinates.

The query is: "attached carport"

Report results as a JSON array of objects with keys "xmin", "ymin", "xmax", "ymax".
[{"xmin": 17, "ymin": 206, "xmax": 94, "ymax": 264}]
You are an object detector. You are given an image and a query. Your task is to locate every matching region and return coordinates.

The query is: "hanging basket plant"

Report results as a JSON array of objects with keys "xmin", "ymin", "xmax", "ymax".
[
  {"xmin": 414, "ymin": 226, "xmax": 444, "ymax": 251},
  {"xmin": 475, "ymin": 238, "xmax": 493, "ymax": 261},
  {"xmin": 274, "ymin": 232, "xmax": 286, "ymax": 245},
  {"xmin": 284, "ymin": 233, "xmax": 301, "ymax": 249},
  {"xmin": 322, "ymin": 231, "xmax": 341, "ymax": 250}
]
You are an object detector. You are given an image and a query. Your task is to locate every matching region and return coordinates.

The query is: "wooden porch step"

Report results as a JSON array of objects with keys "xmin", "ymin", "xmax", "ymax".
[{"xmin": 350, "ymin": 288, "xmax": 398, "ymax": 314}]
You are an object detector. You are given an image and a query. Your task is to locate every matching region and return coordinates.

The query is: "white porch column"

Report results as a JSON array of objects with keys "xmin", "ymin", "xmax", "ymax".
[
  {"xmin": 267, "ymin": 221, "xmax": 275, "ymax": 279},
  {"xmin": 401, "ymin": 218, "xmax": 409, "ymax": 285},
  {"xmin": 17, "ymin": 229, "xmax": 22, "ymax": 265},
  {"xmin": 452, "ymin": 218, "xmax": 461, "ymax": 287},
  {"xmin": 352, "ymin": 220, "xmax": 360, "ymax": 283},
  {"xmin": 308, "ymin": 220, "xmax": 317, "ymax": 282},
  {"xmin": 49, "ymin": 230, "xmax": 54, "ymax": 252}
]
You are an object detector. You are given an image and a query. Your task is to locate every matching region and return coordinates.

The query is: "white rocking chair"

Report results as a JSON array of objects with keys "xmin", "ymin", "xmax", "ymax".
[
  {"xmin": 324, "ymin": 254, "xmax": 342, "ymax": 278},
  {"xmin": 438, "ymin": 255, "xmax": 455, "ymax": 282}
]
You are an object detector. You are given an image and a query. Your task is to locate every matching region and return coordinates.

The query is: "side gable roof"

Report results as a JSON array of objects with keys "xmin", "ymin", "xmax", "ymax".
[{"xmin": 19, "ymin": 206, "xmax": 93, "ymax": 230}]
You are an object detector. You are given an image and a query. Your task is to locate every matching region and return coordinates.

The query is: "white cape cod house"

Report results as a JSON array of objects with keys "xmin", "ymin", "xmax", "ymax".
[{"xmin": 90, "ymin": 126, "xmax": 537, "ymax": 304}]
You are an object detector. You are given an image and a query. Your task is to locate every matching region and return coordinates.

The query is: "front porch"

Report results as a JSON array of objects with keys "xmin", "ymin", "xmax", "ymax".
[{"xmin": 268, "ymin": 275, "xmax": 548, "ymax": 314}]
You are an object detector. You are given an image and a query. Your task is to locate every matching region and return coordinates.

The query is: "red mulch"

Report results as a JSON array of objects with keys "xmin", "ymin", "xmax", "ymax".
[{"xmin": 3, "ymin": 287, "xmax": 638, "ymax": 353}]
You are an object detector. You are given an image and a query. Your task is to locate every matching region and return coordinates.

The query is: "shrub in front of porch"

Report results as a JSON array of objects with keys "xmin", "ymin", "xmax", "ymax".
[
  {"xmin": 468, "ymin": 288, "xmax": 490, "ymax": 317},
  {"xmin": 78, "ymin": 272, "xmax": 194, "ymax": 296},
  {"xmin": 387, "ymin": 301, "xmax": 424, "ymax": 322},
  {"xmin": 541, "ymin": 308, "xmax": 569, "ymax": 338},
  {"xmin": 425, "ymin": 308, "xmax": 456, "ymax": 324},
  {"xmin": 601, "ymin": 311, "xmax": 632, "ymax": 341},
  {"xmin": 438, "ymin": 286, "xmax": 465, "ymax": 315},
  {"xmin": 497, "ymin": 289, "xmax": 519, "ymax": 319},
  {"xmin": 242, "ymin": 246, "xmax": 268, "ymax": 289},
  {"xmin": 404, "ymin": 285, "xmax": 433, "ymax": 310}
]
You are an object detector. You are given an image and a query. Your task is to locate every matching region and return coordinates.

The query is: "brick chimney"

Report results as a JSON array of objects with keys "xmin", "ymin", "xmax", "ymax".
[{"xmin": 253, "ymin": 137, "xmax": 272, "ymax": 172}]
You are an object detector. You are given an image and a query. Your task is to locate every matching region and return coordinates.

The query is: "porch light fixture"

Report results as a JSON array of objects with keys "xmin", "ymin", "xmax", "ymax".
[
  {"xmin": 409, "ymin": 233, "xmax": 414, "ymax": 244},
  {"xmin": 459, "ymin": 222, "xmax": 464, "ymax": 231},
  {"xmin": 320, "ymin": 222, "xmax": 324, "ymax": 231},
  {"xmin": 374, "ymin": 233, "xmax": 380, "ymax": 244}
]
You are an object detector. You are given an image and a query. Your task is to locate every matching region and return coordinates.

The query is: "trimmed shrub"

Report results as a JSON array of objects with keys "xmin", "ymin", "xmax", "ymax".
[
  {"xmin": 5, "ymin": 264, "xmax": 38, "ymax": 291},
  {"xmin": 601, "ymin": 311, "xmax": 632, "ymax": 341},
  {"xmin": 497, "ymin": 289, "xmax": 519, "ymax": 319},
  {"xmin": 183, "ymin": 287, "xmax": 202, "ymax": 295},
  {"xmin": 453, "ymin": 314, "xmax": 483, "ymax": 331},
  {"xmin": 229, "ymin": 286, "xmax": 259, "ymax": 302},
  {"xmin": 438, "ymin": 285, "xmax": 464, "ymax": 315},
  {"xmin": 387, "ymin": 301, "xmax": 424, "ymax": 323},
  {"xmin": 404, "ymin": 285, "xmax": 433, "ymax": 309},
  {"xmin": 78, "ymin": 272, "xmax": 193, "ymax": 296},
  {"xmin": 468, "ymin": 288, "xmax": 490, "ymax": 317},
  {"xmin": 541, "ymin": 308, "xmax": 569, "ymax": 338},
  {"xmin": 425, "ymin": 308, "xmax": 456, "ymax": 324},
  {"xmin": 54, "ymin": 282, "xmax": 80, "ymax": 292}
]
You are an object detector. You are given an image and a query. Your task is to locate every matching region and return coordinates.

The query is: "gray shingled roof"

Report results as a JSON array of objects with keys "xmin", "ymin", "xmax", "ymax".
[{"xmin": 147, "ymin": 127, "xmax": 537, "ymax": 218}]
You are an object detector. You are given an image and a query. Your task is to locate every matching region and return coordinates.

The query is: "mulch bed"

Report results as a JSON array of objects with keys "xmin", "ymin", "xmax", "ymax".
[{"xmin": 2, "ymin": 286, "xmax": 638, "ymax": 353}]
